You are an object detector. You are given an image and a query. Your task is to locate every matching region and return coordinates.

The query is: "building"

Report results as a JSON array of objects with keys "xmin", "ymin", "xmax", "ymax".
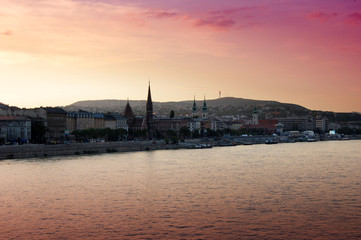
[
  {"xmin": 29, "ymin": 117, "xmax": 47, "ymax": 143},
  {"xmin": 188, "ymin": 118, "xmax": 201, "ymax": 133},
  {"xmin": 22, "ymin": 108, "xmax": 47, "ymax": 119},
  {"xmin": 315, "ymin": 117, "xmax": 328, "ymax": 132},
  {"xmin": 104, "ymin": 114, "xmax": 117, "ymax": 129},
  {"xmin": 115, "ymin": 114, "xmax": 128, "ymax": 131},
  {"xmin": 19, "ymin": 108, "xmax": 47, "ymax": 143},
  {"xmin": 0, "ymin": 103, "xmax": 21, "ymax": 116},
  {"xmin": 277, "ymin": 116, "xmax": 314, "ymax": 131},
  {"xmin": 123, "ymin": 100, "xmax": 136, "ymax": 128},
  {"xmin": 123, "ymin": 101, "xmax": 145, "ymax": 133},
  {"xmin": 153, "ymin": 118, "xmax": 188, "ymax": 137},
  {"xmin": 67, "ymin": 110, "xmax": 94, "ymax": 132},
  {"xmin": 1, "ymin": 108, "xmax": 47, "ymax": 143},
  {"xmin": 93, "ymin": 113, "xmax": 105, "ymax": 129},
  {"xmin": 243, "ymin": 119, "xmax": 277, "ymax": 134},
  {"xmin": 66, "ymin": 112, "xmax": 77, "ymax": 133},
  {"xmin": 252, "ymin": 108, "xmax": 259, "ymax": 125},
  {"xmin": 212, "ymin": 120, "xmax": 226, "ymax": 131},
  {"xmin": 227, "ymin": 120, "xmax": 244, "ymax": 131},
  {"xmin": 328, "ymin": 122, "xmax": 340, "ymax": 131},
  {"xmin": 100, "ymin": 113, "xmax": 129, "ymax": 130},
  {"xmin": 275, "ymin": 122, "xmax": 284, "ymax": 134},
  {"xmin": 0, "ymin": 116, "xmax": 31, "ymax": 143},
  {"xmin": 123, "ymin": 99, "xmax": 135, "ymax": 120},
  {"xmin": 43, "ymin": 107, "xmax": 67, "ymax": 143},
  {"xmin": 108, "ymin": 113, "xmax": 128, "ymax": 130},
  {"xmin": 67, "ymin": 111, "xmax": 128, "ymax": 133}
]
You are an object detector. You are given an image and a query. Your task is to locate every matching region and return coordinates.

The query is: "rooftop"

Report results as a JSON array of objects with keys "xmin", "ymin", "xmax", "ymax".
[{"xmin": 0, "ymin": 116, "xmax": 31, "ymax": 121}]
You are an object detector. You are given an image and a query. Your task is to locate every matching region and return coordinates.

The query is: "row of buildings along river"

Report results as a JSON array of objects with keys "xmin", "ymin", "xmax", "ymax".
[{"xmin": 0, "ymin": 84, "xmax": 358, "ymax": 144}]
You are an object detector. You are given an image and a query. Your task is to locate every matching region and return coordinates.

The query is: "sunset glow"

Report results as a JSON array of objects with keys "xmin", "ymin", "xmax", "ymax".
[{"xmin": 1, "ymin": 0, "xmax": 360, "ymax": 112}]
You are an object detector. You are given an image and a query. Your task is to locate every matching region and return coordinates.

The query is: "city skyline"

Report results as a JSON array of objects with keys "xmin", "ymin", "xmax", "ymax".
[{"xmin": 1, "ymin": 0, "xmax": 361, "ymax": 112}]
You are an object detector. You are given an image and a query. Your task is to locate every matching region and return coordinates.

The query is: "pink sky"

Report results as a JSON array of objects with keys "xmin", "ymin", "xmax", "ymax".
[{"xmin": 0, "ymin": 0, "xmax": 360, "ymax": 112}]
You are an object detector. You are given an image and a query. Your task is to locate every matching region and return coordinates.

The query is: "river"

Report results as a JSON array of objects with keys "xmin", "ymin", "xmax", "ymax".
[{"xmin": 1, "ymin": 140, "xmax": 360, "ymax": 239}]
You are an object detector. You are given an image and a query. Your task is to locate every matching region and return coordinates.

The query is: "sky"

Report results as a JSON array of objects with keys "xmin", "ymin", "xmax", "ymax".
[{"xmin": 0, "ymin": 0, "xmax": 361, "ymax": 112}]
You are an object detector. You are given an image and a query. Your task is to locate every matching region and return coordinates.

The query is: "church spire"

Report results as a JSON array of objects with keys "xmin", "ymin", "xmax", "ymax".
[
  {"xmin": 146, "ymin": 81, "xmax": 154, "ymax": 139},
  {"xmin": 202, "ymin": 96, "xmax": 208, "ymax": 111},
  {"xmin": 147, "ymin": 82, "xmax": 153, "ymax": 110},
  {"xmin": 202, "ymin": 96, "xmax": 208, "ymax": 119},
  {"xmin": 192, "ymin": 95, "xmax": 197, "ymax": 111},
  {"xmin": 192, "ymin": 95, "xmax": 197, "ymax": 117}
]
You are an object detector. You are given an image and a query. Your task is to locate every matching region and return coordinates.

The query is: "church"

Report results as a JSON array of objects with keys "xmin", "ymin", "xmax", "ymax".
[
  {"xmin": 123, "ymin": 83, "xmax": 213, "ymax": 140},
  {"xmin": 122, "ymin": 82, "xmax": 155, "ymax": 140},
  {"xmin": 191, "ymin": 96, "xmax": 209, "ymax": 119}
]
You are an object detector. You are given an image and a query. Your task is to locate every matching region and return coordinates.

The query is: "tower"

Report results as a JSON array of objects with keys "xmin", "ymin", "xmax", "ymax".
[
  {"xmin": 123, "ymin": 98, "xmax": 135, "ymax": 119},
  {"xmin": 192, "ymin": 96, "xmax": 197, "ymax": 117},
  {"xmin": 252, "ymin": 107, "xmax": 259, "ymax": 125},
  {"xmin": 202, "ymin": 96, "xmax": 208, "ymax": 119},
  {"xmin": 123, "ymin": 98, "xmax": 135, "ymax": 129},
  {"xmin": 146, "ymin": 82, "xmax": 154, "ymax": 140}
]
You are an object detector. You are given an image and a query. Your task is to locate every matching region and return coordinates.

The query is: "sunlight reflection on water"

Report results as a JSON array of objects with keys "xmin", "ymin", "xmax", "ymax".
[{"xmin": 1, "ymin": 140, "xmax": 361, "ymax": 239}]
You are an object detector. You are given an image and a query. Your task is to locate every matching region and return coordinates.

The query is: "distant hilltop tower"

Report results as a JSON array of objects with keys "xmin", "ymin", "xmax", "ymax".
[
  {"xmin": 192, "ymin": 96, "xmax": 197, "ymax": 117},
  {"xmin": 202, "ymin": 96, "xmax": 208, "ymax": 119},
  {"xmin": 146, "ymin": 82, "xmax": 154, "ymax": 140}
]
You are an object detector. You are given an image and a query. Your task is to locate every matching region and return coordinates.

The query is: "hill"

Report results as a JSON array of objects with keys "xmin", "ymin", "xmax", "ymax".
[{"xmin": 64, "ymin": 97, "xmax": 309, "ymax": 118}]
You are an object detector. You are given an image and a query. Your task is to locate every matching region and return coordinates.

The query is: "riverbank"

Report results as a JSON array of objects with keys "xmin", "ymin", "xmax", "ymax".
[
  {"xmin": 1, "ymin": 136, "xmax": 360, "ymax": 160},
  {"xmin": 0, "ymin": 141, "xmax": 188, "ymax": 160}
]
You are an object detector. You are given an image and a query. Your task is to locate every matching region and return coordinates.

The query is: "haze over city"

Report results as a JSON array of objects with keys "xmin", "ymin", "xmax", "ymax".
[{"xmin": 1, "ymin": 0, "xmax": 360, "ymax": 112}]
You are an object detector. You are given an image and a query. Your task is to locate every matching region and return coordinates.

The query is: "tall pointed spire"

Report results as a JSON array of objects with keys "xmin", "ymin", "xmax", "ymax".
[
  {"xmin": 146, "ymin": 81, "xmax": 154, "ymax": 140},
  {"xmin": 202, "ymin": 95, "xmax": 208, "ymax": 119},
  {"xmin": 202, "ymin": 96, "xmax": 208, "ymax": 111},
  {"xmin": 147, "ymin": 81, "xmax": 153, "ymax": 110},
  {"xmin": 192, "ymin": 95, "xmax": 198, "ymax": 117},
  {"xmin": 192, "ymin": 95, "xmax": 197, "ymax": 111}
]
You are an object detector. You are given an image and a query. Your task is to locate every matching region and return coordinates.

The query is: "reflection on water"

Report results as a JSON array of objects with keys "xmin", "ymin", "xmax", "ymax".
[{"xmin": 1, "ymin": 141, "xmax": 361, "ymax": 239}]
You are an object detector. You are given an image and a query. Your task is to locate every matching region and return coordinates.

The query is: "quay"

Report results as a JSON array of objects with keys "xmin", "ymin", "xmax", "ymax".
[
  {"xmin": 0, "ymin": 141, "xmax": 187, "ymax": 160},
  {"xmin": 1, "ymin": 135, "xmax": 360, "ymax": 160}
]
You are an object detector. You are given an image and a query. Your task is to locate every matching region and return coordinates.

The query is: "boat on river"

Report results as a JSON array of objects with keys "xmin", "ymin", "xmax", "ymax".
[{"xmin": 265, "ymin": 139, "xmax": 278, "ymax": 144}]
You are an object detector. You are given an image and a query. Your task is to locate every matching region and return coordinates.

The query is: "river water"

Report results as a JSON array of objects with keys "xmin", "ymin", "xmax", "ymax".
[{"xmin": 1, "ymin": 140, "xmax": 361, "ymax": 239}]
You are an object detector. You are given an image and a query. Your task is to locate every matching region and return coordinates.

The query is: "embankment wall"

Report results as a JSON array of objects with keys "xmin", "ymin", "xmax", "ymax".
[{"xmin": 0, "ymin": 142, "xmax": 185, "ymax": 160}]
